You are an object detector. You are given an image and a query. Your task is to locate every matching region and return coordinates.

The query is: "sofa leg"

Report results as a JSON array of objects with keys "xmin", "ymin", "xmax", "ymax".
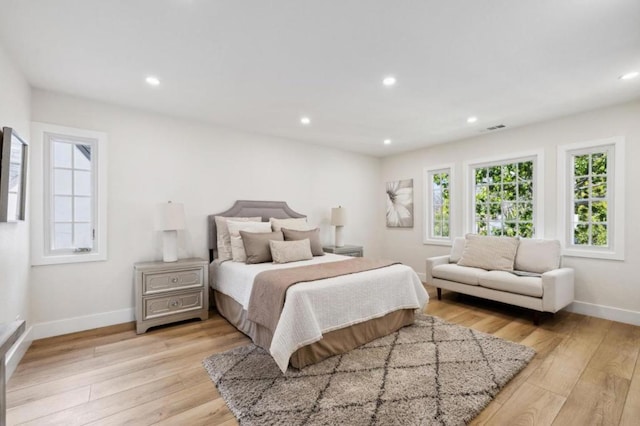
[
  {"xmin": 437, "ymin": 288, "xmax": 442, "ymax": 300},
  {"xmin": 533, "ymin": 311, "xmax": 540, "ymax": 326}
]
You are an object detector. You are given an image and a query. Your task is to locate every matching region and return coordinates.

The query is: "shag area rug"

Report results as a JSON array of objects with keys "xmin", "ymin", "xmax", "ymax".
[{"xmin": 203, "ymin": 314, "xmax": 535, "ymax": 425}]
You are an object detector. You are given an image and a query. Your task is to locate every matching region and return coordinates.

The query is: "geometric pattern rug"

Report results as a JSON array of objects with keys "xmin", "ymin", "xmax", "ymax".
[{"xmin": 203, "ymin": 314, "xmax": 535, "ymax": 425}]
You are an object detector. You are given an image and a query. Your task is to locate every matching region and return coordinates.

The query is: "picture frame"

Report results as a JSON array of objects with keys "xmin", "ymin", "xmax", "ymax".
[{"xmin": 0, "ymin": 127, "xmax": 29, "ymax": 222}]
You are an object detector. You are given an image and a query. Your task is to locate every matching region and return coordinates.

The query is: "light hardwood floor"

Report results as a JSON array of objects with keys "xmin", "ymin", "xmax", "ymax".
[{"xmin": 7, "ymin": 286, "xmax": 640, "ymax": 425}]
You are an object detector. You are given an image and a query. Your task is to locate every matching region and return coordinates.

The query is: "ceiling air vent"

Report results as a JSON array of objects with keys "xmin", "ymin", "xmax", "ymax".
[{"xmin": 486, "ymin": 124, "xmax": 506, "ymax": 131}]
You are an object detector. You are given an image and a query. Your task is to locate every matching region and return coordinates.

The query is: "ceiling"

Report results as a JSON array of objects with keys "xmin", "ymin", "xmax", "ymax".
[{"xmin": 0, "ymin": 1, "xmax": 639, "ymax": 157}]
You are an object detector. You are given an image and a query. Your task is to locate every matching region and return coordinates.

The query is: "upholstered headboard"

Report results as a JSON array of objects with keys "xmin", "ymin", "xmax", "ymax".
[{"xmin": 208, "ymin": 200, "xmax": 306, "ymax": 261}]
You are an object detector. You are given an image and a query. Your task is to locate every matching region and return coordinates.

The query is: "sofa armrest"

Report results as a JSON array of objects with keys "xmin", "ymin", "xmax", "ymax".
[
  {"xmin": 425, "ymin": 255, "xmax": 450, "ymax": 284},
  {"xmin": 541, "ymin": 267, "xmax": 575, "ymax": 312}
]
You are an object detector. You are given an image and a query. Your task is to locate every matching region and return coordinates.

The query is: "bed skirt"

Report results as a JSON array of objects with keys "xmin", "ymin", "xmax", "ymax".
[{"xmin": 214, "ymin": 290, "xmax": 415, "ymax": 369}]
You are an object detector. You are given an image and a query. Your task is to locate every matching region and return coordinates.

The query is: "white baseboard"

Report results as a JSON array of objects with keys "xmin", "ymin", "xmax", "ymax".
[
  {"xmin": 32, "ymin": 308, "xmax": 135, "ymax": 340},
  {"xmin": 565, "ymin": 301, "xmax": 640, "ymax": 326},
  {"xmin": 5, "ymin": 325, "xmax": 33, "ymax": 380}
]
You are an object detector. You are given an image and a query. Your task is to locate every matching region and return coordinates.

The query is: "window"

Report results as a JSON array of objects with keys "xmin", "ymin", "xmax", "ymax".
[
  {"xmin": 31, "ymin": 123, "xmax": 107, "ymax": 265},
  {"xmin": 465, "ymin": 151, "xmax": 543, "ymax": 238},
  {"xmin": 558, "ymin": 137, "xmax": 624, "ymax": 260},
  {"xmin": 424, "ymin": 165, "xmax": 453, "ymax": 245}
]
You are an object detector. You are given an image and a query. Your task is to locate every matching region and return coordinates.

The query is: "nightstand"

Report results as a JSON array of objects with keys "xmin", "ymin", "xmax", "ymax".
[
  {"xmin": 323, "ymin": 244, "xmax": 363, "ymax": 257},
  {"xmin": 134, "ymin": 258, "xmax": 209, "ymax": 334}
]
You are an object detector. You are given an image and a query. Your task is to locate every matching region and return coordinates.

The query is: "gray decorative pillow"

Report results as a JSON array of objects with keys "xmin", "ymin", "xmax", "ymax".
[
  {"xmin": 458, "ymin": 234, "xmax": 519, "ymax": 271},
  {"xmin": 214, "ymin": 216, "xmax": 261, "ymax": 261},
  {"xmin": 269, "ymin": 239, "xmax": 313, "ymax": 264},
  {"xmin": 240, "ymin": 231, "xmax": 284, "ymax": 264},
  {"xmin": 282, "ymin": 228, "xmax": 325, "ymax": 256}
]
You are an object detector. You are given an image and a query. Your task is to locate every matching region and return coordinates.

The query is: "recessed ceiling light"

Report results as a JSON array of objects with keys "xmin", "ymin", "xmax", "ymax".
[
  {"xmin": 384, "ymin": 139, "xmax": 392, "ymax": 145},
  {"xmin": 300, "ymin": 116, "xmax": 311, "ymax": 125},
  {"xmin": 382, "ymin": 76, "xmax": 397, "ymax": 87},
  {"xmin": 145, "ymin": 76, "xmax": 160, "ymax": 86},
  {"xmin": 467, "ymin": 116, "xmax": 478, "ymax": 124},
  {"xmin": 619, "ymin": 71, "xmax": 639, "ymax": 80}
]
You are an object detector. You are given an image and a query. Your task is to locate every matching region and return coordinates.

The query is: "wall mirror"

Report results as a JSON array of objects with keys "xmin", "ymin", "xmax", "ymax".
[{"xmin": 0, "ymin": 127, "xmax": 29, "ymax": 222}]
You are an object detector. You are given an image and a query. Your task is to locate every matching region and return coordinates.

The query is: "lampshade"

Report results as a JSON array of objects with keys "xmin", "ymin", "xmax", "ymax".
[
  {"xmin": 155, "ymin": 201, "xmax": 185, "ymax": 231},
  {"xmin": 331, "ymin": 206, "xmax": 346, "ymax": 226}
]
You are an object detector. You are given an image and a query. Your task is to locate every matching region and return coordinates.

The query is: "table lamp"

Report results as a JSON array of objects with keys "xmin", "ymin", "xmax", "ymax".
[
  {"xmin": 331, "ymin": 206, "xmax": 346, "ymax": 247},
  {"xmin": 155, "ymin": 201, "xmax": 185, "ymax": 262}
]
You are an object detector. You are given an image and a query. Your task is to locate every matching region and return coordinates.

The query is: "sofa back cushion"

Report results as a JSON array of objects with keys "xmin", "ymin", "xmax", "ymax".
[
  {"xmin": 450, "ymin": 237, "xmax": 466, "ymax": 263},
  {"xmin": 515, "ymin": 238, "xmax": 561, "ymax": 274},
  {"xmin": 458, "ymin": 234, "xmax": 519, "ymax": 271}
]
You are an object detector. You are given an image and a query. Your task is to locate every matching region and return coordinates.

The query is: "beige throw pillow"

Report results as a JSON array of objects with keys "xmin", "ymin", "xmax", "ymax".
[
  {"xmin": 282, "ymin": 228, "xmax": 325, "ymax": 256},
  {"xmin": 269, "ymin": 217, "xmax": 313, "ymax": 232},
  {"xmin": 449, "ymin": 237, "xmax": 466, "ymax": 263},
  {"xmin": 458, "ymin": 234, "xmax": 519, "ymax": 271},
  {"xmin": 269, "ymin": 239, "xmax": 313, "ymax": 264},
  {"xmin": 227, "ymin": 221, "xmax": 273, "ymax": 262},
  {"xmin": 241, "ymin": 231, "xmax": 284, "ymax": 264},
  {"xmin": 515, "ymin": 238, "xmax": 561, "ymax": 274},
  {"xmin": 215, "ymin": 216, "xmax": 261, "ymax": 261}
]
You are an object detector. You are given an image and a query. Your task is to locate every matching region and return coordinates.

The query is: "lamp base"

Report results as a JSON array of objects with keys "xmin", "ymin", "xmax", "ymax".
[
  {"xmin": 162, "ymin": 230, "xmax": 178, "ymax": 262},
  {"xmin": 335, "ymin": 226, "xmax": 344, "ymax": 247}
]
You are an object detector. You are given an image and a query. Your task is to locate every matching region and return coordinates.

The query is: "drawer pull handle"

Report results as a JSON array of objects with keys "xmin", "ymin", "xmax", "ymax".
[
  {"xmin": 171, "ymin": 277, "xmax": 178, "ymax": 284},
  {"xmin": 170, "ymin": 300, "xmax": 180, "ymax": 307}
]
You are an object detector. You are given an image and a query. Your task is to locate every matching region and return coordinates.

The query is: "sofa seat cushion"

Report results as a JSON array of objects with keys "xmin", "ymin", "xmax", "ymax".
[
  {"xmin": 432, "ymin": 264, "xmax": 486, "ymax": 286},
  {"xmin": 478, "ymin": 271, "xmax": 543, "ymax": 298}
]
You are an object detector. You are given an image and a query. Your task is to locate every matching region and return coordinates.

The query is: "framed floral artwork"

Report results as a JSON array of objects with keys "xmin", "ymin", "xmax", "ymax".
[{"xmin": 386, "ymin": 178, "xmax": 413, "ymax": 228}]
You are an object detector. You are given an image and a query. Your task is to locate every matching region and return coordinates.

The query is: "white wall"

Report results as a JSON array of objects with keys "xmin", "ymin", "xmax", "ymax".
[
  {"xmin": 381, "ymin": 100, "xmax": 640, "ymax": 320},
  {"xmin": 0, "ymin": 44, "xmax": 31, "ymax": 330},
  {"xmin": 29, "ymin": 90, "xmax": 382, "ymax": 335}
]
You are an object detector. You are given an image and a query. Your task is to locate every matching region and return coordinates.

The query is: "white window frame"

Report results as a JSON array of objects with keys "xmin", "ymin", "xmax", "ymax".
[
  {"xmin": 463, "ymin": 150, "xmax": 544, "ymax": 238},
  {"xmin": 31, "ymin": 122, "xmax": 108, "ymax": 265},
  {"xmin": 423, "ymin": 164, "xmax": 454, "ymax": 246},
  {"xmin": 557, "ymin": 137, "xmax": 625, "ymax": 260}
]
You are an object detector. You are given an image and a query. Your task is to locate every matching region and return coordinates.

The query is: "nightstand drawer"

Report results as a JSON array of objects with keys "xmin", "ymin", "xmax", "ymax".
[
  {"xmin": 143, "ymin": 268, "xmax": 203, "ymax": 295},
  {"xmin": 143, "ymin": 290, "xmax": 204, "ymax": 320}
]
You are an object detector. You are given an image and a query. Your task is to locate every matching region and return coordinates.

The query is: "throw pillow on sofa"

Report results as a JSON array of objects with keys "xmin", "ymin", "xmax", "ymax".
[{"xmin": 457, "ymin": 234, "xmax": 519, "ymax": 271}]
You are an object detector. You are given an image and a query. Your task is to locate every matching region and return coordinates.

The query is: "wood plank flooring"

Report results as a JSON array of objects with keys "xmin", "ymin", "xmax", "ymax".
[{"xmin": 7, "ymin": 286, "xmax": 640, "ymax": 425}]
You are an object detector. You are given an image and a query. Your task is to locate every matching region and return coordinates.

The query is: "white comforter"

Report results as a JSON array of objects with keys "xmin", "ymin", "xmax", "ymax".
[{"xmin": 211, "ymin": 254, "xmax": 429, "ymax": 372}]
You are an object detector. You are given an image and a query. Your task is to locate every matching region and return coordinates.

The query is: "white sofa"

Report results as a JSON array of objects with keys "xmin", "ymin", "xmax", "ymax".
[{"xmin": 425, "ymin": 236, "xmax": 574, "ymax": 324}]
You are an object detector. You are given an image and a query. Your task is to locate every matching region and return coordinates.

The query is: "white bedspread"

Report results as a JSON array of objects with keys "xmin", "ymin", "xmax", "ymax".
[{"xmin": 211, "ymin": 254, "xmax": 429, "ymax": 372}]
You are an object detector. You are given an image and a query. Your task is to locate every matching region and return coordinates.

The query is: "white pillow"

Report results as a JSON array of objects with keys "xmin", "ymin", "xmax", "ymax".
[
  {"xmin": 269, "ymin": 239, "xmax": 313, "ymax": 264},
  {"xmin": 215, "ymin": 216, "xmax": 261, "ymax": 261},
  {"xmin": 450, "ymin": 237, "xmax": 466, "ymax": 263},
  {"xmin": 515, "ymin": 238, "xmax": 561, "ymax": 274},
  {"xmin": 227, "ymin": 220, "xmax": 272, "ymax": 262},
  {"xmin": 458, "ymin": 234, "xmax": 519, "ymax": 271},
  {"xmin": 269, "ymin": 217, "xmax": 313, "ymax": 232}
]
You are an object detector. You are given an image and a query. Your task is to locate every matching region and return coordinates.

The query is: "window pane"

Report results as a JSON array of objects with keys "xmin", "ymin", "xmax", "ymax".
[
  {"xmin": 475, "ymin": 222, "xmax": 487, "ymax": 235},
  {"xmin": 591, "ymin": 152, "xmax": 607, "ymax": 175},
  {"xmin": 54, "ymin": 223, "xmax": 73, "ymax": 249},
  {"xmin": 54, "ymin": 196, "xmax": 72, "ymax": 222},
  {"xmin": 504, "ymin": 222, "xmax": 517, "ymax": 237},
  {"xmin": 488, "ymin": 166, "xmax": 501, "ymax": 183},
  {"xmin": 592, "ymin": 224, "xmax": 608, "ymax": 247},
  {"xmin": 74, "ymin": 223, "xmax": 92, "ymax": 248},
  {"xmin": 591, "ymin": 201, "xmax": 607, "ymax": 222},
  {"xmin": 488, "ymin": 185, "xmax": 501, "ymax": 203},
  {"xmin": 53, "ymin": 141, "xmax": 72, "ymax": 168},
  {"xmin": 518, "ymin": 182, "xmax": 533, "ymax": 201},
  {"xmin": 518, "ymin": 161, "xmax": 533, "ymax": 181},
  {"xmin": 489, "ymin": 203, "xmax": 501, "ymax": 220},
  {"xmin": 502, "ymin": 164, "xmax": 516, "ymax": 182},
  {"xmin": 574, "ymin": 178, "xmax": 589, "ymax": 200},
  {"xmin": 503, "ymin": 184, "xmax": 516, "ymax": 201},
  {"xmin": 591, "ymin": 176, "xmax": 607, "ymax": 198},
  {"xmin": 433, "ymin": 221, "xmax": 442, "ymax": 237},
  {"xmin": 74, "ymin": 197, "xmax": 91, "ymax": 222},
  {"xmin": 501, "ymin": 201, "xmax": 516, "ymax": 220},
  {"xmin": 574, "ymin": 201, "xmax": 589, "ymax": 222},
  {"xmin": 74, "ymin": 145, "xmax": 91, "ymax": 170},
  {"xmin": 519, "ymin": 203, "xmax": 534, "ymax": 221},
  {"xmin": 442, "ymin": 222, "xmax": 450, "ymax": 237},
  {"xmin": 54, "ymin": 169, "xmax": 72, "ymax": 195},
  {"xmin": 475, "ymin": 168, "xmax": 488, "ymax": 184},
  {"xmin": 518, "ymin": 223, "xmax": 534, "ymax": 238},
  {"xmin": 574, "ymin": 155, "xmax": 589, "ymax": 177},
  {"xmin": 74, "ymin": 171, "xmax": 91, "ymax": 196},
  {"xmin": 573, "ymin": 224, "xmax": 590, "ymax": 245}
]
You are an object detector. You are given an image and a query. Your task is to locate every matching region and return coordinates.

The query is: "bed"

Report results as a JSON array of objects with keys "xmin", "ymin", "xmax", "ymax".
[{"xmin": 208, "ymin": 200, "xmax": 428, "ymax": 372}]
